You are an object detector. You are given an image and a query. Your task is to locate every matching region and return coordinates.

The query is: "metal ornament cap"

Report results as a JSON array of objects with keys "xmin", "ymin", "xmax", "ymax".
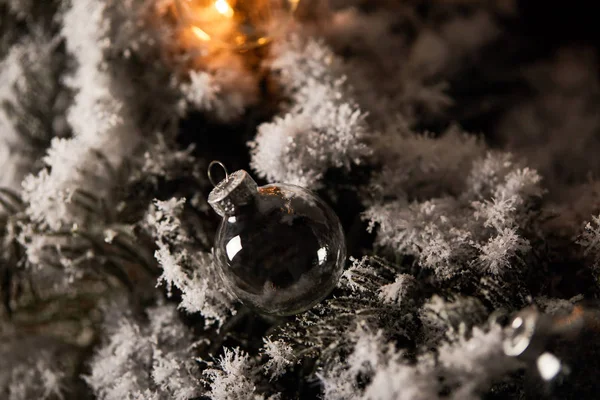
[
  {"xmin": 503, "ymin": 306, "xmax": 552, "ymax": 359},
  {"xmin": 208, "ymin": 170, "xmax": 259, "ymax": 217}
]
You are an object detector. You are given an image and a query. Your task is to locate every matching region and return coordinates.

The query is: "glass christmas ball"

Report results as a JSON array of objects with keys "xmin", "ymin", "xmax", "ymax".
[
  {"xmin": 174, "ymin": 0, "xmax": 299, "ymax": 50},
  {"xmin": 208, "ymin": 169, "xmax": 346, "ymax": 316},
  {"xmin": 503, "ymin": 304, "xmax": 600, "ymax": 399}
]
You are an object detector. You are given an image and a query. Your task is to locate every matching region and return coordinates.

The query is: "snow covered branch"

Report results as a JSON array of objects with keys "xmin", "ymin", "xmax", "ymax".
[
  {"xmin": 249, "ymin": 35, "xmax": 371, "ymax": 188},
  {"xmin": 145, "ymin": 198, "xmax": 235, "ymax": 326},
  {"xmin": 86, "ymin": 301, "xmax": 203, "ymax": 400}
]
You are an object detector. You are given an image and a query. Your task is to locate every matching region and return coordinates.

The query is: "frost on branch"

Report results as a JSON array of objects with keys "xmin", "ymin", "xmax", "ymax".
[
  {"xmin": 0, "ymin": 43, "xmax": 28, "ymax": 192},
  {"xmin": 0, "ymin": 335, "xmax": 82, "ymax": 400},
  {"xmin": 101, "ymin": 0, "xmax": 190, "ymax": 133},
  {"xmin": 365, "ymin": 198, "xmax": 472, "ymax": 281},
  {"xmin": 19, "ymin": 0, "xmax": 140, "ymax": 232},
  {"xmin": 319, "ymin": 314, "xmax": 518, "ymax": 400},
  {"xmin": 318, "ymin": 325, "xmax": 389, "ymax": 400},
  {"xmin": 145, "ymin": 198, "xmax": 235, "ymax": 326},
  {"xmin": 437, "ymin": 323, "xmax": 520, "ymax": 400},
  {"xmin": 0, "ymin": 28, "xmax": 68, "ymax": 192},
  {"xmin": 133, "ymin": 133, "xmax": 199, "ymax": 187},
  {"xmin": 370, "ymin": 127, "xmax": 486, "ymax": 201},
  {"xmin": 1, "ymin": 0, "xmax": 31, "ymax": 19},
  {"xmin": 61, "ymin": 0, "xmax": 138, "ymax": 148},
  {"xmin": 318, "ymin": 324, "xmax": 437, "ymax": 400},
  {"xmin": 16, "ymin": 133, "xmax": 155, "ymax": 290},
  {"xmin": 267, "ymin": 256, "xmax": 417, "ymax": 378},
  {"xmin": 323, "ymin": 8, "xmax": 500, "ymax": 129},
  {"xmin": 86, "ymin": 301, "xmax": 203, "ymax": 400},
  {"xmin": 577, "ymin": 214, "xmax": 600, "ymax": 278},
  {"xmin": 365, "ymin": 149, "xmax": 542, "ymax": 285},
  {"xmin": 340, "ymin": 256, "xmax": 394, "ymax": 294},
  {"xmin": 15, "ymin": 0, "xmax": 181, "ymax": 287},
  {"xmin": 29, "ymin": 0, "xmax": 199, "ymax": 230},
  {"xmin": 378, "ymin": 273, "xmax": 417, "ymax": 305},
  {"xmin": 204, "ymin": 347, "xmax": 274, "ymax": 400},
  {"xmin": 578, "ymin": 215, "xmax": 600, "ymax": 258},
  {"xmin": 263, "ymin": 337, "xmax": 296, "ymax": 381},
  {"xmin": 419, "ymin": 295, "xmax": 489, "ymax": 347},
  {"xmin": 180, "ymin": 53, "xmax": 259, "ymax": 121},
  {"xmin": 21, "ymin": 135, "xmax": 125, "ymax": 231},
  {"xmin": 340, "ymin": 256, "xmax": 417, "ymax": 306},
  {"xmin": 249, "ymin": 35, "xmax": 371, "ymax": 189},
  {"xmin": 360, "ymin": 357, "xmax": 436, "ymax": 400},
  {"xmin": 473, "ymin": 227, "xmax": 531, "ymax": 275}
]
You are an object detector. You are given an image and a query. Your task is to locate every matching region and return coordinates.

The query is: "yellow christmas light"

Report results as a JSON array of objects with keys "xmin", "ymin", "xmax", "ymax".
[
  {"xmin": 214, "ymin": 0, "xmax": 235, "ymax": 18},
  {"xmin": 174, "ymin": 0, "xmax": 299, "ymax": 50}
]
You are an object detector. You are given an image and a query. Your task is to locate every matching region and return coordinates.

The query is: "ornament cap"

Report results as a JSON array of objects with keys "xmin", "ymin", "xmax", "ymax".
[
  {"xmin": 503, "ymin": 306, "xmax": 552, "ymax": 359},
  {"xmin": 208, "ymin": 169, "xmax": 259, "ymax": 217}
]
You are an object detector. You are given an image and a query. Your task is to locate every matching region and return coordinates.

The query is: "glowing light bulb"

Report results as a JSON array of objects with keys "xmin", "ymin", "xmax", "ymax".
[
  {"xmin": 214, "ymin": 0, "xmax": 234, "ymax": 18},
  {"xmin": 174, "ymin": 0, "xmax": 299, "ymax": 50},
  {"xmin": 191, "ymin": 26, "xmax": 211, "ymax": 41}
]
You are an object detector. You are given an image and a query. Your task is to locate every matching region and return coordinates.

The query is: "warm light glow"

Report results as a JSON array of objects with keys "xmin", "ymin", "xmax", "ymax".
[
  {"xmin": 191, "ymin": 26, "xmax": 211, "ymax": 41},
  {"xmin": 174, "ymin": 0, "xmax": 297, "ymax": 50},
  {"xmin": 256, "ymin": 37, "xmax": 269, "ymax": 45},
  {"xmin": 214, "ymin": 0, "xmax": 234, "ymax": 18}
]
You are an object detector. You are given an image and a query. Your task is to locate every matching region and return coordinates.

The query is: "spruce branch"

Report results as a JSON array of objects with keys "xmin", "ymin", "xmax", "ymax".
[
  {"xmin": 86, "ymin": 300, "xmax": 204, "ymax": 400},
  {"xmin": 249, "ymin": 34, "xmax": 372, "ymax": 189},
  {"xmin": 144, "ymin": 197, "xmax": 235, "ymax": 327},
  {"xmin": 0, "ymin": 27, "xmax": 69, "ymax": 190},
  {"xmin": 265, "ymin": 257, "xmax": 419, "ymax": 379}
]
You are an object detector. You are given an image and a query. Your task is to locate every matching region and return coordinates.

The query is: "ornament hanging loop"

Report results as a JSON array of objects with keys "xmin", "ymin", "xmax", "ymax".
[{"xmin": 208, "ymin": 160, "xmax": 229, "ymax": 187}]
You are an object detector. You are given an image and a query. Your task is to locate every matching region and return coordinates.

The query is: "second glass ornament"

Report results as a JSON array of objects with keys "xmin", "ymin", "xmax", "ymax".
[
  {"xmin": 503, "ymin": 304, "xmax": 600, "ymax": 399},
  {"xmin": 208, "ymin": 163, "xmax": 346, "ymax": 316}
]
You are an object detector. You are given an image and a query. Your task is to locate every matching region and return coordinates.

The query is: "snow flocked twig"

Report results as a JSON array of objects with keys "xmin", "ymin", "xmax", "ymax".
[
  {"xmin": 145, "ymin": 197, "xmax": 235, "ymax": 327},
  {"xmin": 249, "ymin": 34, "xmax": 372, "ymax": 189}
]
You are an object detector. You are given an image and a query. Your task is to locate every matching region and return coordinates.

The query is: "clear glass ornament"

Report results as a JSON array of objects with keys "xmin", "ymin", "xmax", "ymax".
[
  {"xmin": 503, "ymin": 304, "xmax": 600, "ymax": 399},
  {"xmin": 207, "ymin": 163, "xmax": 346, "ymax": 316},
  {"xmin": 174, "ymin": 0, "xmax": 299, "ymax": 50}
]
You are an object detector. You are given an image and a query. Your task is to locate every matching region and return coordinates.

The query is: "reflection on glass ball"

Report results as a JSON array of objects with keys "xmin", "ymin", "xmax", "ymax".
[
  {"xmin": 213, "ymin": 183, "xmax": 346, "ymax": 316},
  {"xmin": 174, "ymin": 0, "xmax": 299, "ymax": 50},
  {"xmin": 503, "ymin": 304, "xmax": 600, "ymax": 399}
]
